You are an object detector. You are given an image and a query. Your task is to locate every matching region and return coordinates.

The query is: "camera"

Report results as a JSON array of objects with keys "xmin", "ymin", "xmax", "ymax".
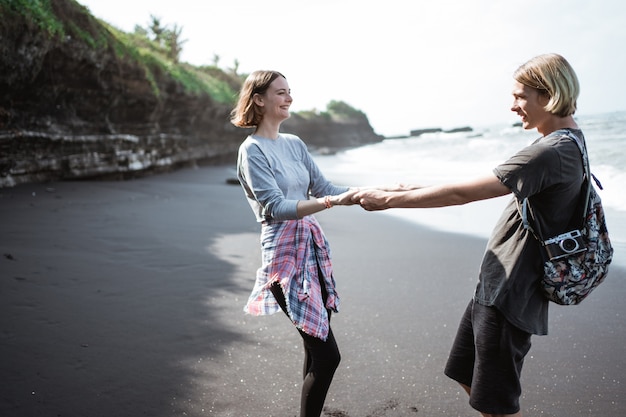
[{"xmin": 543, "ymin": 229, "xmax": 587, "ymax": 260}]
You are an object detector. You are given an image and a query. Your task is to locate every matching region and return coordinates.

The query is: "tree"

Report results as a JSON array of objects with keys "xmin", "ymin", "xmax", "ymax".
[
  {"xmin": 148, "ymin": 15, "xmax": 165, "ymax": 46},
  {"xmin": 164, "ymin": 24, "xmax": 187, "ymax": 63},
  {"xmin": 326, "ymin": 100, "xmax": 364, "ymax": 118},
  {"xmin": 143, "ymin": 16, "xmax": 187, "ymax": 63},
  {"xmin": 230, "ymin": 58, "xmax": 239, "ymax": 75}
]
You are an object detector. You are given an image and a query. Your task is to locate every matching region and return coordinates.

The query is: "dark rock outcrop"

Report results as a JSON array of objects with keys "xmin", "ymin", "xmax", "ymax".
[
  {"xmin": 283, "ymin": 111, "xmax": 382, "ymax": 153},
  {"xmin": 409, "ymin": 128, "xmax": 443, "ymax": 137},
  {"xmin": 0, "ymin": 0, "xmax": 382, "ymax": 187},
  {"xmin": 408, "ymin": 126, "xmax": 474, "ymax": 138},
  {"xmin": 444, "ymin": 126, "xmax": 473, "ymax": 134}
]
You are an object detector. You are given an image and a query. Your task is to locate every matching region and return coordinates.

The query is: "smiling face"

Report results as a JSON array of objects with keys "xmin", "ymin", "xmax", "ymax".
[
  {"xmin": 511, "ymin": 81, "xmax": 551, "ymax": 133},
  {"xmin": 253, "ymin": 76, "xmax": 292, "ymax": 125}
]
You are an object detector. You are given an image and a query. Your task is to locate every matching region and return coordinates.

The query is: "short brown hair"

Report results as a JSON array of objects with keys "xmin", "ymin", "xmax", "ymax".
[{"xmin": 230, "ymin": 70, "xmax": 286, "ymax": 128}]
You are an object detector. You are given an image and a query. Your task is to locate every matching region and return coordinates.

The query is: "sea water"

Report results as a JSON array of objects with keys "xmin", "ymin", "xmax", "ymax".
[{"xmin": 313, "ymin": 111, "xmax": 626, "ymax": 267}]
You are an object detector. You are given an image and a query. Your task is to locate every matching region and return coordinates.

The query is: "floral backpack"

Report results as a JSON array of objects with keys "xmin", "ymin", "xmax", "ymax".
[{"xmin": 521, "ymin": 130, "xmax": 614, "ymax": 305}]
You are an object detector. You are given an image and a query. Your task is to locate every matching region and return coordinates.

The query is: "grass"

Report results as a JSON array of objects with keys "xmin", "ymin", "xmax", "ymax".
[
  {"xmin": 0, "ymin": 0, "xmax": 239, "ymax": 104},
  {"xmin": 1, "ymin": 0, "xmax": 358, "ymax": 114},
  {"xmin": 0, "ymin": 0, "xmax": 65, "ymax": 36}
]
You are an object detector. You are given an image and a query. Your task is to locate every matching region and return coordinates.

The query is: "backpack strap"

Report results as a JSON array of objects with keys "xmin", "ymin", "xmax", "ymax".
[
  {"xmin": 520, "ymin": 196, "xmax": 543, "ymax": 241},
  {"xmin": 520, "ymin": 129, "xmax": 595, "ymax": 241},
  {"xmin": 563, "ymin": 130, "xmax": 592, "ymax": 217}
]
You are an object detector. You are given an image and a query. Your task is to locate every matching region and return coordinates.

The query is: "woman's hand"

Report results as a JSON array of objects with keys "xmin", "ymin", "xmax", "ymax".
[{"xmin": 330, "ymin": 188, "xmax": 360, "ymax": 206}]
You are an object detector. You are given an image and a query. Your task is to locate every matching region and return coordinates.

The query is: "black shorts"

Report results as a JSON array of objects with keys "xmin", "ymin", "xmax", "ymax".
[{"xmin": 444, "ymin": 299, "xmax": 532, "ymax": 415}]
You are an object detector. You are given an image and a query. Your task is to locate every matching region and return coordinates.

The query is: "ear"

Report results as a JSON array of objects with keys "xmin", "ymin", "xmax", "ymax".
[{"xmin": 252, "ymin": 93, "xmax": 264, "ymax": 107}]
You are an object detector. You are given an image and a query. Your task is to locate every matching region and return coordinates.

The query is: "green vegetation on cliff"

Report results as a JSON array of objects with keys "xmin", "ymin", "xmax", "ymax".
[
  {"xmin": 0, "ymin": 0, "xmax": 240, "ymax": 102},
  {"xmin": 1, "ymin": 0, "xmax": 65, "ymax": 36},
  {"xmin": 1, "ymin": 0, "xmax": 368, "ymax": 114}
]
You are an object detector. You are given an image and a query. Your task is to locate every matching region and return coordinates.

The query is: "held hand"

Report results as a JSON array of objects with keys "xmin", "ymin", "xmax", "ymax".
[
  {"xmin": 352, "ymin": 189, "xmax": 391, "ymax": 211},
  {"xmin": 381, "ymin": 183, "xmax": 422, "ymax": 192},
  {"xmin": 360, "ymin": 183, "xmax": 422, "ymax": 192},
  {"xmin": 332, "ymin": 188, "xmax": 360, "ymax": 206}
]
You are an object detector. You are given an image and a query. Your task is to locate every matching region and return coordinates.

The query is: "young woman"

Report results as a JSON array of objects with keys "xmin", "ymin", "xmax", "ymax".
[
  {"xmin": 230, "ymin": 70, "xmax": 358, "ymax": 417},
  {"xmin": 354, "ymin": 54, "xmax": 585, "ymax": 417}
]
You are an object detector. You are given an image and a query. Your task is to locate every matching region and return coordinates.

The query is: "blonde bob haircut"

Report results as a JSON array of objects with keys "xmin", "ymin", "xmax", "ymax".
[
  {"xmin": 230, "ymin": 70, "xmax": 286, "ymax": 128},
  {"xmin": 513, "ymin": 53, "xmax": 580, "ymax": 117}
]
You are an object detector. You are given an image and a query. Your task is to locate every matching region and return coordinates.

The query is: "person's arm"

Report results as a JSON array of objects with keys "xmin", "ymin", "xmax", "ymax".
[
  {"xmin": 370, "ymin": 183, "xmax": 424, "ymax": 192},
  {"xmin": 296, "ymin": 188, "xmax": 359, "ymax": 218},
  {"xmin": 296, "ymin": 181, "xmax": 424, "ymax": 217},
  {"xmin": 354, "ymin": 174, "xmax": 510, "ymax": 211}
]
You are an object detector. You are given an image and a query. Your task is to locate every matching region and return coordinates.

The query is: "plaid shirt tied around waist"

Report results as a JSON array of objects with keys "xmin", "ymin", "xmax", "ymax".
[{"xmin": 244, "ymin": 215, "xmax": 339, "ymax": 340}]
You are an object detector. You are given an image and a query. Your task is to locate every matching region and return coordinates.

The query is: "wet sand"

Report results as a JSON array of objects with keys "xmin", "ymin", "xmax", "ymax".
[{"xmin": 1, "ymin": 165, "xmax": 624, "ymax": 417}]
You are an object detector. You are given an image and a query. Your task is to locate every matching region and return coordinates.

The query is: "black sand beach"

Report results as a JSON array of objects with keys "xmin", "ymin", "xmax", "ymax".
[{"xmin": 1, "ymin": 165, "xmax": 624, "ymax": 417}]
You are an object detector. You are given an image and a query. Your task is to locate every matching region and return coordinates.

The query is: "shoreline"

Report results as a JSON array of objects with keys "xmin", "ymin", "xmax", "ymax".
[
  {"xmin": 1, "ymin": 165, "xmax": 624, "ymax": 416},
  {"xmin": 313, "ymin": 150, "xmax": 626, "ymax": 270}
]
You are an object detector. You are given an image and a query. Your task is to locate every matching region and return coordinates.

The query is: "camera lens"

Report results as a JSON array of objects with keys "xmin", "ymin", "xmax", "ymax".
[{"xmin": 560, "ymin": 238, "xmax": 579, "ymax": 253}]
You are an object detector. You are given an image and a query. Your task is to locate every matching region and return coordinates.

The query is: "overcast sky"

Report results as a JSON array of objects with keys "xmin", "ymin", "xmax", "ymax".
[{"xmin": 77, "ymin": 0, "xmax": 626, "ymax": 136}]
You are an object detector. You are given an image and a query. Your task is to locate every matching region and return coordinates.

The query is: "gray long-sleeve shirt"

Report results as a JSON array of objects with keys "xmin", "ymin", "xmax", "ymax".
[{"xmin": 237, "ymin": 133, "xmax": 349, "ymax": 222}]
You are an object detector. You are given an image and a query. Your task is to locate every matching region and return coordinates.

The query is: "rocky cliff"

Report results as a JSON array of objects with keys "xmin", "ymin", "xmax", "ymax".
[{"xmin": 0, "ymin": 0, "xmax": 383, "ymax": 187}]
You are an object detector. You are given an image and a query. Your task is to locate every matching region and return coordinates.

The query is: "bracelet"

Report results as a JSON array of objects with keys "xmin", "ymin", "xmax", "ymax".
[{"xmin": 324, "ymin": 195, "xmax": 332, "ymax": 209}]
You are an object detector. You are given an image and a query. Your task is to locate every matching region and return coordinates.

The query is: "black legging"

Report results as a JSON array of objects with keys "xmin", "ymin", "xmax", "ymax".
[{"xmin": 270, "ymin": 279, "xmax": 341, "ymax": 417}]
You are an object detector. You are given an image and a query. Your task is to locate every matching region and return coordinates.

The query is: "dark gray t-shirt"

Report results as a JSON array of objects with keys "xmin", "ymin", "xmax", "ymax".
[{"xmin": 475, "ymin": 129, "xmax": 585, "ymax": 335}]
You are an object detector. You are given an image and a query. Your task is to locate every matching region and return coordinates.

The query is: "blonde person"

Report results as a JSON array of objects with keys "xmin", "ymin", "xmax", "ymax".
[
  {"xmin": 354, "ymin": 54, "xmax": 586, "ymax": 417},
  {"xmin": 231, "ymin": 70, "xmax": 402, "ymax": 416}
]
